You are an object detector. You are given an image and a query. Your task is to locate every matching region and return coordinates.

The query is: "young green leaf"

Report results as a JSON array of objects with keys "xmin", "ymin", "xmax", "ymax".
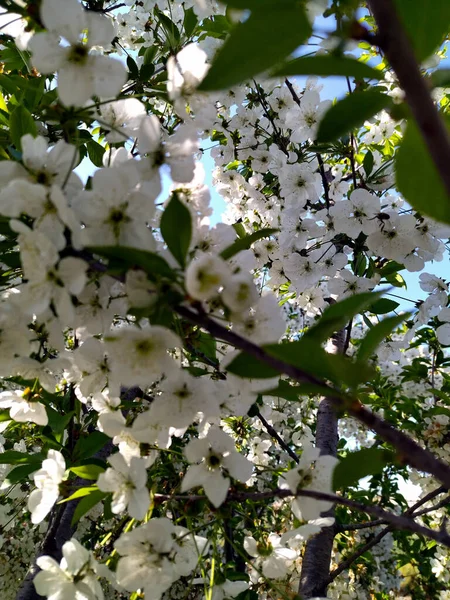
[
  {"xmin": 357, "ymin": 313, "xmax": 410, "ymax": 362},
  {"xmin": 69, "ymin": 464, "xmax": 105, "ymax": 480},
  {"xmin": 220, "ymin": 228, "xmax": 278, "ymax": 260},
  {"xmin": 271, "ymin": 55, "xmax": 383, "ymax": 80},
  {"xmin": 333, "ymin": 447, "xmax": 395, "ymax": 490},
  {"xmin": 396, "ymin": 116, "xmax": 450, "ymax": 224},
  {"xmin": 198, "ymin": 2, "xmax": 311, "ymax": 91},
  {"xmin": 58, "ymin": 486, "xmax": 98, "ymax": 504},
  {"xmin": 160, "ymin": 193, "xmax": 192, "ymax": 268},
  {"xmin": 316, "ymin": 89, "xmax": 392, "ymax": 143}
]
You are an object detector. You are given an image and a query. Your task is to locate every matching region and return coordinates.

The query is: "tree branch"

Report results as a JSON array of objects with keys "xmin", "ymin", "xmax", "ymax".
[
  {"xmin": 155, "ymin": 487, "xmax": 450, "ymax": 548},
  {"xmin": 175, "ymin": 304, "xmax": 450, "ymax": 489},
  {"xmin": 366, "ymin": 0, "xmax": 450, "ymax": 198},
  {"xmin": 326, "ymin": 485, "xmax": 447, "ymax": 584}
]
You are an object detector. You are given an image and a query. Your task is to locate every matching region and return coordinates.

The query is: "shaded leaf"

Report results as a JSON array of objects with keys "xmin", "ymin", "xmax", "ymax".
[
  {"xmin": 198, "ymin": 1, "xmax": 311, "ymax": 91},
  {"xmin": 272, "ymin": 55, "xmax": 383, "ymax": 80},
  {"xmin": 396, "ymin": 115, "xmax": 450, "ymax": 224},
  {"xmin": 9, "ymin": 106, "xmax": 37, "ymax": 150},
  {"xmin": 87, "ymin": 140, "xmax": 106, "ymax": 168},
  {"xmin": 73, "ymin": 431, "xmax": 110, "ymax": 461},
  {"xmin": 316, "ymin": 89, "xmax": 392, "ymax": 143},
  {"xmin": 357, "ymin": 313, "xmax": 410, "ymax": 362},
  {"xmin": 71, "ymin": 490, "xmax": 108, "ymax": 526},
  {"xmin": 369, "ymin": 298, "xmax": 399, "ymax": 314},
  {"xmin": 394, "ymin": 0, "xmax": 450, "ymax": 61},
  {"xmin": 305, "ymin": 291, "xmax": 384, "ymax": 343},
  {"xmin": 430, "ymin": 69, "xmax": 450, "ymax": 88},
  {"xmin": 0, "ymin": 450, "xmax": 44, "ymax": 465},
  {"xmin": 226, "ymin": 338, "xmax": 375, "ymax": 388},
  {"xmin": 333, "ymin": 447, "xmax": 395, "ymax": 490},
  {"xmin": 5, "ymin": 463, "xmax": 38, "ymax": 484}
]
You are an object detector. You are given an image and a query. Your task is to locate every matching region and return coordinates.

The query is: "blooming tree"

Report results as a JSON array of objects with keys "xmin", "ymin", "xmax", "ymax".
[{"xmin": 0, "ymin": 0, "xmax": 448, "ymax": 599}]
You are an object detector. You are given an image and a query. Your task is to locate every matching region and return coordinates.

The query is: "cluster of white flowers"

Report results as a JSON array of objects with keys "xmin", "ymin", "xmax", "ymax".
[{"xmin": 0, "ymin": 0, "xmax": 447, "ymax": 598}]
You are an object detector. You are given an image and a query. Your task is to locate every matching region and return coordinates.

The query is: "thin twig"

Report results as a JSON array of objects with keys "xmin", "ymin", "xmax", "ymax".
[{"xmin": 255, "ymin": 409, "xmax": 300, "ymax": 464}]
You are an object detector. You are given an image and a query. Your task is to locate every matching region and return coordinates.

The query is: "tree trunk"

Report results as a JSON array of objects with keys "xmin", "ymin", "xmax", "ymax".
[
  {"xmin": 298, "ymin": 328, "xmax": 345, "ymax": 599},
  {"xmin": 15, "ymin": 387, "xmax": 139, "ymax": 600}
]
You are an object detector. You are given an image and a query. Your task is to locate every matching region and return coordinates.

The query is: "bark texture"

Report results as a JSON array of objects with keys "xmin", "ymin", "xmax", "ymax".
[{"xmin": 298, "ymin": 328, "xmax": 345, "ymax": 599}]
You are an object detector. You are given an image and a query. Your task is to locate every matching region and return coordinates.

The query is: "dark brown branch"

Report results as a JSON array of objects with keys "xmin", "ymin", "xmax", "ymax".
[
  {"xmin": 154, "ymin": 487, "xmax": 450, "ymax": 548},
  {"xmin": 175, "ymin": 304, "xmax": 450, "ymax": 489},
  {"xmin": 335, "ymin": 519, "xmax": 386, "ymax": 533},
  {"xmin": 326, "ymin": 485, "xmax": 447, "ymax": 584},
  {"xmin": 366, "ymin": 0, "xmax": 450, "ymax": 198}
]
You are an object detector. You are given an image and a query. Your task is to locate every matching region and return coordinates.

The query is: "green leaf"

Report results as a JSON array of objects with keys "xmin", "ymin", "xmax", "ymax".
[
  {"xmin": 220, "ymin": 228, "xmax": 278, "ymax": 260},
  {"xmin": 87, "ymin": 140, "xmax": 106, "ymax": 168},
  {"xmin": 333, "ymin": 448, "xmax": 395, "ymax": 490},
  {"xmin": 305, "ymin": 291, "xmax": 384, "ymax": 344},
  {"xmin": 45, "ymin": 408, "xmax": 75, "ymax": 434},
  {"xmin": 198, "ymin": 1, "xmax": 311, "ymax": 91},
  {"xmin": 394, "ymin": 0, "xmax": 450, "ymax": 62},
  {"xmin": 88, "ymin": 246, "xmax": 176, "ymax": 280},
  {"xmin": 71, "ymin": 489, "xmax": 108, "ymax": 526},
  {"xmin": 160, "ymin": 193, "xmax": 192, "ymax": 268},
  {"xmin": 5, "ymin": 463, "xmax": 38, "ymax": 484},
  {"xmin": 357, "ymin": 313, "xmax": 411, "ymax": 362},
  {"xmin": 368, "ymin": 298, "xmax": 399, "ymax": 314},
  {"xmin": 363, "ymin": 150, "xmax": 374, "ymax": 177},
  {"xmin": 69, "ymin": 464, "xmax": 105, "ymax": 480},
  {"xmin": 9, "ymin": 106, "xmax": 37, "ymax": 150},
  {"xmin": 271, "ymin": 55, "xmax": 383, "ymax": 80},
  {"xmin": 430, "ymin": 69, "xmax": 450, "ymax": 89},
  {"xmin": 316, "ymin": 89, "xmax": 392, "ymax": 143},
  {"xmin": 183, "ymin": 6, "xmax": 198, "ymax": 37},
  {"xmin": 127, "ymin": 55, "xmax": 139, "ymax": 79},
  {"xmin": 72, "ymin": 431, "xmax": 110, "ymax": 461},
  {"xmin": 0, "ymin": 450, "xmax": 44, "ymax": 465},
  {"xmin": 59, "ymin": 486, "xmax": 98, "ymax": 504},
  {"xmin": 155, "ymin": 8, "xmax": 181, "ymax": 45},
  {"xmin": 0, "ymin": 410, "xmax": 10, "ymax": 422},
  {"xmin": 226, "ymin": 352, "xmax": 280, "ymax": 379},
  {"xmin": 226, "ymin": 338, "xmax": 375, "ymax": 388},
  {"xmin": 396, "ymin": 116, "xmax": 450, "ymax": 224}
]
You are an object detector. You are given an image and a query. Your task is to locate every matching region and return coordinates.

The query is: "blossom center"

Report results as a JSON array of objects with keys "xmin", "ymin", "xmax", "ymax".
[{"xmin": 67, "ymin": 44, "xmax": 89, "ymax": 65}]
